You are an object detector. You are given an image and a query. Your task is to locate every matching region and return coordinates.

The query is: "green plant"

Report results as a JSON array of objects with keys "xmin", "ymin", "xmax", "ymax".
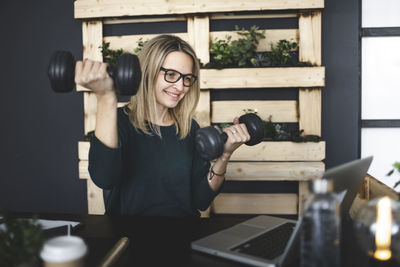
[
  {"xmin": 208, "ymin": 26, "xmax": 265, "ymax": 69},
  {"xmin": 387, "ymin": 162, "xmax": 400, "ymax": 188},
  {"xmin": 268, "ymin": 39, "xmax": 298, "ymax": 66},
  {"xmin": 134, "ymin": 37, "xmax": 147, "ymax": 53},
  {"xmin": 250, "ymin": 52, "xmax": 272, "ymax": 67},
  {"xmin": 231, "ymin": 26, "xmax": 265, "ymax": 67},
  {"xmin": 100, "ymin": 41, "xmax": 125, "ymax": 67},
  {"xmin": 209, "ymin": 36, "xmax": 233, "ymax": 69},
  {"xmin": 0, "ymin": 212, "xmax": 44, "ymax": 267}
]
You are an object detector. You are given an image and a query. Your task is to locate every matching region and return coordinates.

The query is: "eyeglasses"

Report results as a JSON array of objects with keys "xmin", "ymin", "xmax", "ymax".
[{"xmin": 159, "ymin": 67, "xmax": 197, "ymax": 87}]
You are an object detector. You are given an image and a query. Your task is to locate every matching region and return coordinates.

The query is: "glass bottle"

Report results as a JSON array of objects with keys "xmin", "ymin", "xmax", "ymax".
[{"xmin": 300, "ymin": 179, "xmax": 340, "ymax": 267}]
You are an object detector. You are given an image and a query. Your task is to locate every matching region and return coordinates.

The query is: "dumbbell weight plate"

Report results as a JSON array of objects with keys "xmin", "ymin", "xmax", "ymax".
[
  {"xmin": 113, "ymin": 53, "xmax": 142, "ymax": 96},
  {"xmin": 195, "ymin": 126, "xmax": 225, "ymax": 160},
  {"xmin": 48, "ymin": 51, "xmax": 76, "ymax": 93},
  {"xmin": 239, "ymin": 113, "xmax": 265, "ymax": 146}
]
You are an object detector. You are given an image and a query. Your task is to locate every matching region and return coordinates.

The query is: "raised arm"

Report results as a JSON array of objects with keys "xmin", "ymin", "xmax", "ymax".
[{"xmin": 75, "ymin": 59, "xmax": 118, "ymax": 148}]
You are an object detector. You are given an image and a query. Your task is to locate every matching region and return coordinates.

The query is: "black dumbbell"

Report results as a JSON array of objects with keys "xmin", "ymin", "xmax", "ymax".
[
  {"xmin": 47, "ymin": 50, "xmax": 141, "ymax": 96},
  {"xmin": 195, "ymin": 113, "xmax": 265, "ymax": 160}
]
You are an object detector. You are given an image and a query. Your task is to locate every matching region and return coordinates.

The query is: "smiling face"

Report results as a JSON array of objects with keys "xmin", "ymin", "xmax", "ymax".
[{"xmin": 154, "ymin": 51, "xmax": 194, "ymax": 112}]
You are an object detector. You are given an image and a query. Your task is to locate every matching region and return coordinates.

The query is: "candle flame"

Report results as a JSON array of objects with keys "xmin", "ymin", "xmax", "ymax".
[{"xmin": 373, "ymin": 196, "xmax": 392, "ymax": 261}]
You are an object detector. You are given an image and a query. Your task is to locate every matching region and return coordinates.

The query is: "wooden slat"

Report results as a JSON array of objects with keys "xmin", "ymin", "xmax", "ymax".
[
  {"xmin": 226, "ymin": 162, "xmax": 325, "ymax": 181},
  {"xmin": 87, "ymin": 178, "xmax": 105, "ymax": 214},
  {"xmin": 367, "ymin": 174, "xmax": 399, "ymax": 200},
  {"xmin": 79, "ymin": 161, "xmax": 325, "ymax": 182},
  {"xmin": 200, "ymin": 67, "xmax": 325, "ymax": 89},
  {"xmin": 103, "ymin": 15, "xmax": 186, "ymax": 24},
  {"xmin": 210, "ymin": 29, "xmax": 299, "ymax": 52},
  {"xmin": 298, "ymin": 11, "xmax": 322, "ymax": 136},
  {"xmin": 103, "ymin": 33, "xmax": 189, "ymax": 54},
  {"xmin": 83, "ymin": 92, "xmax": 97, "ymax": 135},
  {"xmin": 193, "ymin": 16, "xmax": 210, "ymax": 64},
  {"xmin": 102, "ymin": 29, "xmax": 298, "ymax": 54},
  {"xmin": 299, "ymin": 88, "xmax": 321, "ymax": 135},
  {"xmin": 79, "ymin": 160, "xmax": 90, "ymax": 179},
  {"xmin": 188, "ymin": 16, "xmax": 211, "ymax": 128},
  {"xmin": 79, "ymin": 141, "xmax": 90, "ymax": 161},
  {"xmin": 299, "ymin": 11, "xmax": 321, "ymax": 66},
  {"xmin": 78, "ymin": 20, "xmax": 103, "ymax": 92},
  {"xmin": 230, "ymin": 141, "xmax": 326, "ymax": 161},
  {"xmin": 74, "ymin": 0, "xmax": 325, "ymax": 19},
  {"xmin": 210, "ymin": 13, "xmax": 298, "ymax": 20},
  {"xmin": 298, "ymin": 181, "xmax": 310, "ymax": 215},
  {"xmin": 195, "ymin": 91, "xmax": 211, "ymax": 127},
  {"xmin": 212, "ymin": 193, "xmax": 298, "ymax": 214},
  {"xmin": 79, "ymin": 141, "xmax": 325, "ymax": 162},
  {"xmin": 211, "ymin": 100, "xmax": 298, "ymax": 123}
]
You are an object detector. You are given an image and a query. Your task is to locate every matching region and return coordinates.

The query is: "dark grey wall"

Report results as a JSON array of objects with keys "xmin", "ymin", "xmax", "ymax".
[
  {"xmin": 322, "ymin": 0, "xmax": 360, "ymax": 167},
  {"xmin": 0, "ymin": 0, "xmax": 360, "ymax": 214},
  {"xmin": 0, "ymin": 0, "xmax": 86, "ymax": 213}
]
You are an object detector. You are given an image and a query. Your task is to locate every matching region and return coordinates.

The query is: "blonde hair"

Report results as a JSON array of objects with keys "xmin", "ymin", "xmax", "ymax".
[{"xmin": 127, "ymin": 35, "xmax": 200, "ymax": 139}]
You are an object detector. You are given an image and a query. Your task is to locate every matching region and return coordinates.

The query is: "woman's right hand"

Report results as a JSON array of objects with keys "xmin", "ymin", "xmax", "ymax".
[{"xmin": 75, "ymin": 59, "xmax": 115, "ymax": 97}]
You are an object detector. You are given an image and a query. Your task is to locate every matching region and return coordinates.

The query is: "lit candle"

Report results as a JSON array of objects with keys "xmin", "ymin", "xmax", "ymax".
[{"xmin": 374, "ymin": 196, "xmax": 392, "ymax": 261}]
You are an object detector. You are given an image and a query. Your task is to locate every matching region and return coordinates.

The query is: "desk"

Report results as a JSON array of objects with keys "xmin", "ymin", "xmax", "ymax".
[{"xmin": 36, "ymin": 214, "xmax": 380, "ymax": 267}]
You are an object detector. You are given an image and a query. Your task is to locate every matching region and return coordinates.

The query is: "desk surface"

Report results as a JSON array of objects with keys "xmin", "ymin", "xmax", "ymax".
[{"xmin": 37, "ymin": 214, "xmax": 376, "ymax": 267}]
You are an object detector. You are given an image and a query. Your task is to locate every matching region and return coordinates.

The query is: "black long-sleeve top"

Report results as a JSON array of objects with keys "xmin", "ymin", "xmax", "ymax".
[{"xmin": 88, "ymin": 107, "xmax": 219, "ymax": 216}]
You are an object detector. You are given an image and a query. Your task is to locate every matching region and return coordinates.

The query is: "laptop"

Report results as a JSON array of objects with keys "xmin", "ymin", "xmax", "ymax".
[{"xmin": 191, "ymin": 156, "xmax": 373, "ymax": 267}]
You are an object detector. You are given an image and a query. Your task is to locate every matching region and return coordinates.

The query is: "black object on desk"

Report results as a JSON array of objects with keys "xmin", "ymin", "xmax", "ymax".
[{"xmin": 35, "ymin": 214, "xmax": 382, "ymax": 267}]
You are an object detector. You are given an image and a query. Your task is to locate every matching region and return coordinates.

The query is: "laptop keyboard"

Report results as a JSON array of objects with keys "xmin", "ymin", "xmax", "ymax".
[{"xmin": 230, "ymin": 222, "xmax": 296, "ymax": 260}]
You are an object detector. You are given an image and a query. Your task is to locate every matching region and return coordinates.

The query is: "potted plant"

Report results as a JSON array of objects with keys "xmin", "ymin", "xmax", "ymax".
[{"xmin": 0, "ymin": 212, "xmax": 45, "ymax": 267}]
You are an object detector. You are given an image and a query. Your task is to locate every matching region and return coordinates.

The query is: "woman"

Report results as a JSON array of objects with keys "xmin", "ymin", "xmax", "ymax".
[{"xmin": 75, "ymin": 35, "xmax": 250, "ymax": 216}]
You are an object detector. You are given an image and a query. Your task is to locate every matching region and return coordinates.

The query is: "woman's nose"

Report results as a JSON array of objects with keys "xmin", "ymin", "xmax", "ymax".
[{"xmin": 174, "ymin": 78, "xmax": 185, "ymax": 91}]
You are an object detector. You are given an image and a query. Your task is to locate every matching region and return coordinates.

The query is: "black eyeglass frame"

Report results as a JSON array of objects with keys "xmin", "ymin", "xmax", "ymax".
[{"xmin": 159, "ymin": 67, "xmax": 198, "ymax": 87}]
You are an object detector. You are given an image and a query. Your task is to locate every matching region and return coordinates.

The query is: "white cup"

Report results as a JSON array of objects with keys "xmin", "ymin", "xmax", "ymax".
[{"xmin": 40, "ymin": 236, "xmax": 87, "ymax": 267}]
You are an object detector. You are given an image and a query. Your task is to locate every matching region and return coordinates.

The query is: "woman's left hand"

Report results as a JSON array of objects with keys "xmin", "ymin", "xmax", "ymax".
[{"xmin": 222, "ymin": 117, "xmax": 251, "ymax": 157}]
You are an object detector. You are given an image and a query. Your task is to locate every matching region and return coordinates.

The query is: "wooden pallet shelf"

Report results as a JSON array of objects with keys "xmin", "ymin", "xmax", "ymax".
[{"xmin": 75, "ymin": 1, "xmax": 325, "ymax": 216}]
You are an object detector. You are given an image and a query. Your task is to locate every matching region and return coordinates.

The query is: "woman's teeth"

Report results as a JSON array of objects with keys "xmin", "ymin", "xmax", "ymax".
[{"xmin": 165, "ymin": 91, "xmax": 178, "ymax": 98}]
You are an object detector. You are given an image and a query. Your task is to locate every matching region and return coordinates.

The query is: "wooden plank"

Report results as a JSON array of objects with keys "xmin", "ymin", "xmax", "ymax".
[
  {"xmin": 349, "ymin": 195, "xmax": 367, "ymax": 219},
  {"xmin": 211, "ymin": 100, "xmax": 298, "ymax": 123},
  {"xmin": 79, "ymin": 160, "xmax": 90, "ymax": 179},
  {"xmin": 103, "ymin": 15, "xmax": 186, "ymax": 24},
  {"xmin": 226, "ymin": 162, "xmax": 325, "ymax": 181},
  {"xmin": 79, "ymin": 141, "xmax": 90, "ymax": 161},
  {"xmin": 87, "ymin": 178, "xmax": 105, "ymax": 214},
  {"xmin": 83, "ymin": 92, "xmax": 97, "ymax": 135},
  {"xmin": 78, "ymin": 20, "xmax": 103, "ymax": 92},
  {"xmin": 103, "ymin": 33, "xmax": 189, "ymax": 55},
  {"xmin": 188, "ymin": 16, "xmax": 211, "ymax": 128},
  {"xmin": 74, "ymin": 0, "xmax": 325, "ymax": 19},
  {"xmin": 299, "ymin": 11, "xmax": 321, "ymax": 66},
  {"xmin": 79, "ymin": 141, "xmax": 325, "ymax": 162},
  {"xmin": 298, "ymin": 181, "xmax": 310, "ymax": 215},
  {"xmin": 200, "ymin": 67, "xmax": 325, "ymax": 89},
  {"xmin": 210, "ymin": 13, "xmax": 298, "ymax": 20},
  {"xmin": 210, "ymin": 29, "xmax": 299, "ymax": 52},
  {"xmin": 368, "ymin": 174, "xmax": 399, "ymax": 200},
  {"xmin": 230, "ymin": 141, "xmax": 326, "ymax": 161},
  {"xmin": 298, "ymin": 11, "xmax": 322, "ymax": 136},
  {"xmin": 103, "ymin": 29, "xmax": 298, "ymax": 54},
  {"xmin": 193, "ymin": 16, "xmax": 210, "ymax": 64},
  {"xmin": 299, "ymin": 88, "xmax": 321, "ymax": 136},
  {"xmin": 211, "ymin": 193, "xmax": 298, "ymax": 214},
  {"xmin": 195, "ymin": 90, "xmax": 211, "ymax": 127}
]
